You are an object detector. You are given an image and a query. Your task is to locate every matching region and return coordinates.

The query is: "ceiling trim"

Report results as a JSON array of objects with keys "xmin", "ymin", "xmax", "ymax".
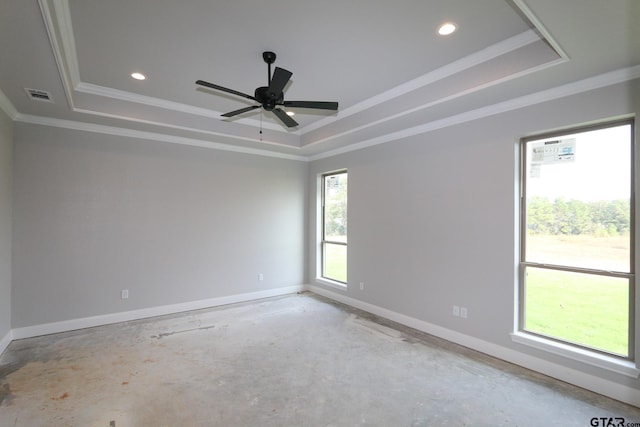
[
  {"xmin": 301, "ymin": 29, "xmax": 544, "ymax": 135},
  {"xmin": 14, "ymin": 113, "xmax": 308, "ymax": 162},
  {"xmin": 38, "ymin": 0, "xmax": 567, "ymax": 151},
  {"xmin": 303, "ymin": 49, "xmax": 567, "ymax": 150},
  {"xmin": 26, "ymin": 0, "xmax": 634, "ymax": 162},
  {"xmin": 309, "ymin": 65, "xmax": 640, "ymax": 161},
  {"xmin": 11, "ymin": 65, "xmax": 637, "ymax": 162},
  {"xmin": 38, "ymin": 0, "xmax": 303, "ymax": 152},
  {"xmin": 0, "ymin": 89, "xmax": 18, "ymax": 120},
  {"xmin": 76, "ymin": 82, "xmax": 286, "ymax": 132},
  {"xmin": 38, "ymin": 0, "xmax": 77, "ymax": 110},
  {"xmin": 510, "ymin": 0, "xmax": 569, "ymax": 61},
  {"xmin": 39, "ymin": 0, "xmax": 295, "ymax": 134},
  {"xmin": 69, "ymin": 106, "xmax": 302, "ymax": 152},
  {"xmin": 77, "ymin": 84, "xmax": 294, "ymax": 134}
]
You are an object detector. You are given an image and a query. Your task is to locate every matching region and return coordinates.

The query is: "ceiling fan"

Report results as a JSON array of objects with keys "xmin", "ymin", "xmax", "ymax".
[{"xmin": 196, "ymin": 51, "xmax": 338, "ymax": 128}]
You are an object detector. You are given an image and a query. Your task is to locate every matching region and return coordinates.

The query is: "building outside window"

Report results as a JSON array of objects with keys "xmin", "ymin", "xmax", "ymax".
[
  {"xmin": 519, "ymin": 119, "xmax": 634, "ymax": 359},
  {"xmin": 321, "ymin": 171, "xmax": 347, "ymax": 283}
]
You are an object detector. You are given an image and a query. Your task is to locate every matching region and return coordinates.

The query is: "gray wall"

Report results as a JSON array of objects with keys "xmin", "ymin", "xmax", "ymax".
[
  {"xmin": 309, "ymin": 79, "xmax": 640, "ymax": 390},
  {"xmin": 0, "ymin": 109, "xmax": 12, "ymax": 340},
  {"xmin": 12, "ymin": 124, "xmax": 307, "ymax": 327}
]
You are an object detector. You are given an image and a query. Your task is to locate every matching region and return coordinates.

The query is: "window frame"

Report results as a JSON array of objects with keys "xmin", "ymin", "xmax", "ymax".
[
  {"xmin": 320, "ymin": 170, "xmax": 348, "ymax": 285},
  {"xmin": 518, "ymin": 118, "xmax": 636, "ymax": 361}
]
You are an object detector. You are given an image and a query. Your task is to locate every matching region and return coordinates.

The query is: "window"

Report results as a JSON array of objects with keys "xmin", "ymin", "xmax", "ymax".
[
  {"xmin": 519, "ymin": 119, "xmax": 634, "ymax": 359},
  {"xmin": 321, "ymin": 171, "xmax": 347, "ymax": 283}
]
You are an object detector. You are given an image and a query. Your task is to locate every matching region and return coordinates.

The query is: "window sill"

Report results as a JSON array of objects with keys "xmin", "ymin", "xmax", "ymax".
[
  {"xmin": 315, "ymin": 277, "xmax": 347, "ymax": 291},
  {"xmin": 510, "ymin": 332, "xmax": 639, "ymax": 378}
]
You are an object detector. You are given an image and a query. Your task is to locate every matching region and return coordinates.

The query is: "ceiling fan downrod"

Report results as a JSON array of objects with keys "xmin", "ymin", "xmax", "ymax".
[{"xmin": 263, "ymin": 51, "xmax": 277, "ymax": 85}]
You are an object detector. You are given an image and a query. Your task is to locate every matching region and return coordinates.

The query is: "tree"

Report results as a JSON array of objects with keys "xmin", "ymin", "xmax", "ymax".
[
  {"xmin": 526, "ymin": 197, "xmax": 629, "ymax": 237},
  {"xmin": 325, "ymin": 175, "xmax": 347, "ymax": 239}
]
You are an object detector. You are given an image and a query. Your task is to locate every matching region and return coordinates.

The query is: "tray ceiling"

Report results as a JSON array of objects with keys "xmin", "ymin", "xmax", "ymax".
[{"xmin": 0, "ymin": 0, "xmax": 638, "ymax": 159}]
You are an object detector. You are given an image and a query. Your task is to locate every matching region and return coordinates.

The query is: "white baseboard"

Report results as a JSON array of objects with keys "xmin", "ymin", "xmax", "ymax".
[
  {"xmin": 307, "ymin": 284, "xmax": 640, "ymax": 408},
  {"xmin": 5, "ymin": 284, "xmax": 639, "ymax": 407},
  {"xmin": 11, "ymin": 285, "xmax": 305, "ymax": 340},
  {"xmin": 0, "ymin": 329, "xmax": 12, "ymax": 356}
]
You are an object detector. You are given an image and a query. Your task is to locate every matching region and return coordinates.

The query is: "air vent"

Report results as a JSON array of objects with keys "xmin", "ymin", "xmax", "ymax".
[{"xmin": 24, "ymin": 88, "xmax": 53, "ymax": 103}]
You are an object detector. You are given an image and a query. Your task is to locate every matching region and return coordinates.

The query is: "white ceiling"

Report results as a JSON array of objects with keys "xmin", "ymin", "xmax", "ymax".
[{"xmin": 0, "ymin": 0, "xmax": 639, "ymax": 159}]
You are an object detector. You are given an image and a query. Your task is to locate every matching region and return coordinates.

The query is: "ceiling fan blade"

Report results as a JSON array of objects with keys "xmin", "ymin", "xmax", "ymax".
[
  {"xmin": 196, "ymin": 80, "xmax": 255, "ymax": 101},
  {"xmin": 272, "ymin": 108, "xmax": 298, "ymax": 128},
  {"xmin": 268, "ymin": 67, "xmax": 292, "ymax": 97},
  {"xmin": 221, "ymin": 105, "xmax": 260, "ymax": 118},
  {"xmin": 283, "ymin": 101, "xmax": 339, "ymax": 110}
]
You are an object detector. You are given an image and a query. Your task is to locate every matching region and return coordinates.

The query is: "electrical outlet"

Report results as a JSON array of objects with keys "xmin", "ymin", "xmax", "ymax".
[
  {"xmin": 359, "ymin": 282, "xmax": 364, "ymax": 290},
  {"xmin": 259, "ymin": 273, "xmax": 264, "ymax": 281},
  {"xmin": 460, "ymin": 307, "xmax": 468, "ymax": 319},
  {"xmin": 453, "ymin": 305, "xmax": 460, "ymax": 317},
  {"xmin": 121, "ymin": 289, "xmax": 129, "ymax": 299}
]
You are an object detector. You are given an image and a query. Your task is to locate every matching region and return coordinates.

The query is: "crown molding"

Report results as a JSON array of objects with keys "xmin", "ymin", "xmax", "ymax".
[
  {"xmin": 76, "ymin": 82, "xmax": 222, "ymax": 119},
  {"xmin": 303, "ymin": 52, "xmax": 567, "ymax": 150},
  {"xmin": 301, "ymin": 29, "xmax": 542, "ymax": 135},
  {"xmin": 309, "ymin": 65, "xmax": 640, "ymax": 161},
  {"xmin": 39, "ymin": 0, "xmax": 557, "ymax": 148},
  {"xmin": 38, "ymin": 0, "xmax": 299, "ymax": 135},
  {"xmin": 13, "ymin": 65, "xmax": 638, "ymax": 162},
  {"xmin": 0, "ymin": 89, "xmax": 18, "ymax": 120},
  {"xmin": 68, "ymin": 105, "xmax": 301, "ymax": 151},
  {"xmin": 15, "ymin": 113, "xmax": 308, "ymax": 162},
  {"xmin": 75, "ymin": 82, "xmax": 287, "ymax": 133},
  {"xmin": 29, "ymin": 0, "xmax": 638, "ymax": 161},
  {"xmin": 301, "ymin": 0, "xmax": 571, "ymax": 138},
  {"xmin": 510, "ymin": 0, "xmax": 569, "ymax": 61},
  {"xmin": 38, "ymin": 0, "xmax": 77, "ymax": 110}
]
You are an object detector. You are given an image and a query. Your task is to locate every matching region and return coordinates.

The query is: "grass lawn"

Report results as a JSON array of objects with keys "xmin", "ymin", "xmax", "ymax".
[
  {"xmin": 324, "ymin": 243, "xmax": 347, "ymax": 283},
  {"xmin": 524, "ymin": 235, "xmax": 630, "ymax": 356}
]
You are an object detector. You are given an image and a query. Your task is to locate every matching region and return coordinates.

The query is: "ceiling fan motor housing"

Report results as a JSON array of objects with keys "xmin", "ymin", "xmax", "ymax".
[{"xmin": 254, "ymin": 86, "xmax": 283, "ymax": 111}]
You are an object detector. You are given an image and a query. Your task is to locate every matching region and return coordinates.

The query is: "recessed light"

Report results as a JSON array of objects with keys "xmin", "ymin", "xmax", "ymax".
[
  {"xmin": 131, "ymin": 72, "xmax": 146, "ymax": 80},
  {"xmin": 286, "ymin": 111, "xmax": 295, "ymax": 117},
  {"xmin": 438, "ymin": 22, "xmax": 457, "ymax": 36}
]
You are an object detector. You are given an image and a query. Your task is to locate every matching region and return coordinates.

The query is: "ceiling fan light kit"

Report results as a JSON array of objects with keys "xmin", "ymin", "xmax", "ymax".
[{"xmin": 196, "ymin": 51, "xmax": 338, "ymax": 128}]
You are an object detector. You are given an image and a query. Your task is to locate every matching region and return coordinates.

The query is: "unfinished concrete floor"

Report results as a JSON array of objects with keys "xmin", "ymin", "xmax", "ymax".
[{"xmin": 1, "ymin": 293, "xmax": 639, "ymax": 426}]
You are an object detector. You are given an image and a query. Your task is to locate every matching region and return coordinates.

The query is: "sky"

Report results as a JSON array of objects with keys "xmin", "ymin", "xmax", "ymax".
[{"xmin": 525, "ymin": 124, "xmax": 632, "ymax": 202}]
